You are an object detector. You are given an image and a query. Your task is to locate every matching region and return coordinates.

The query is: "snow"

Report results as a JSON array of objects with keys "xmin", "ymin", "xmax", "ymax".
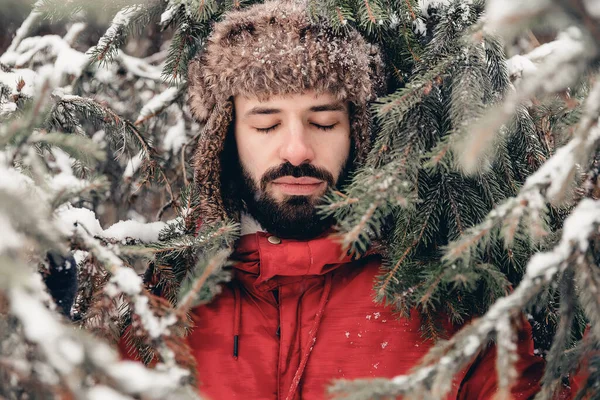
[
  {"xmin": 57, "ymin": 337, "xmax": 85, "ymax": 365},
  {"xmin": 4, "ymin": 2, "xmax": 42, "ymax": 55},
  {"xmin": 109, "ymin": 268, "xmax": 142, "ymax": 296},
  {"xmin": 2, "ymin": 35, "xmax": 88, "ymax": 86},
  {"xmin": 88, "ymin": 386, "xmax": 132, "ymax": 400},
  {"xmin": 55, "ymin": 203, "xmax": 167, "ymax": 243},
  {"xmin": 163, "ymin": 117, "xmax": 187, "ymax": 153},
  {"xmin": 0, "ymin": 102, "xmax": 17, "ymax": 115},
  {"xmin": 73, "ymin": 250, "xmax": 89, "ymax": 265},
  {"xmin": 0, "ymin": 214, "xmax": 24, "ymax": 253},
  {"xmin": 133, "ymin": 295, "xmax": 177, "ymax": 338},
  {"xmin": 123, "ymin": 151, "xmax": 145, "ymax": 179},
  {"xmin": 47, "ymin": 148, "xmax": 90, "ymax": 193},
  {"xmin": 104, "ymin": 6, "xmax": 143, "ymax": 44},
  {"xmin": 583, "ymin": 0, "xmax": 600, "ymax": 18},
  {"xmin": 55, "ymin": 205, "xmax": 104, "ymax": 237},
  {"xmin": 103, "ymin": 220, "xmax": 167, "ymax": 242},
  {"xmin": 63, "ymin": 22, "xmax": 87, "ymax": 46},
  {"xmin": 0, "ymin": 68, "xmax": 38, "ymax": 97},
  {"xmin": 107, "ymin": 361, "xmax": 188, "ymax": 395},
  {"xmin": 389, "ymin": 13, "xmax": 400, "ymax": 30},
  {"xmin": 53, "ymin": 45, "xmax": 88, "ymax": 83},
  {"xmin": 524, "ymin": 119, "xmax": 599, "ymax": 203},
  {"xmin": 92, "ymin": 129, "xmax": 107, "ymax": 144},
  {"xmin": 528, "ymin": 199, "xmax": 600, "ymax": 278},
  {"xmin": 538, "ymin": 28, "xmax": 586, "ymax": 93},
  {"xmin": 506, "ymin": 54, "xmax": 537, "ymax": 81},
  {"xmin": 463, "ymin": 335, "xmax": 480, "ymax": 356},
  {"xmin": 10, "ymin": 286, "xmax": 72, "ymax": 373},
  {"xmin": 0, "ymin": 164, "xmax": 35, "ymax": 193},
  {"xmin": 413, "ymin": 19, "xmax": 427, "ymax": 36},
  {"xmin": 94, "ymin": 63, "xmax": 119, "ymax": 84},
  {"xmin": 9, "ymin": 274, "xmax": 190, "ymax": 399},
  {"xmin": 118, "ymin": 52, "xmax": 163, "ymax": 81},
  {"xmin": 136, "ymin": 87, "xmax": 180, "ymax": 123},
  {"xmin": 419, "ymin": 0, "xmax": 451, "ymax": 17},
  {"xmin": 160, "ymin": 3, "xmax": 179, "ymax": 26},
  {"xmin": 523, "ymin": 138, "xmax": 578, "ymax": 200},
  {"xmin": 525, "ymin": 40, "xmax": 567, "ymax": 63},
  {"xmin": 50, "ymin": 148, "xmax": 73, "ymax": 174}
]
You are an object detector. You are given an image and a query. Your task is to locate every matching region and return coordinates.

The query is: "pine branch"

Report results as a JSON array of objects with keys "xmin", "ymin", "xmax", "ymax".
[
  {"xmin": 321, "ymin": 159, "xmax": 417, "ymax": 255},
  {"xmin": 161, "ymin": 1, "xmax": 217, "ymax": 83},
  {"xmin": 495, "ymin": 314, "xmax": 519, "ymax": 399},
  {"xmin": 535, "ymin": 270, "xmax": 577, "ymax": 399},
  {"xmin": 49, "ymin": 92, "xmax": 153, "ymax": 158},
  {"xmin": 86, "ymin": 2, "xmax": 165, "ymax": 66},
  {"xmin": 5, "ymin": 1, "xmax": 43, "ymax": 54},
  {"xmin": 177, "ymin": 248, "xmax": 231, "ymax": 313},
  {"xmin": 0, "ymin": 257, "xmax": 198, "ymax": 399},
  {"xmin": 459, "ymin": 28, "xmax": 594, "ymax": 173},
  {"xmin": 329, "ymin": 198, "xmax": 600, "ymax": 400},
  {"xmin": 443, "ymin": 77, "xmax": 600, "ymax": 265},
  {"xmin": 134, "ymin": 86, "xmax": 184, "ymax": 126}
]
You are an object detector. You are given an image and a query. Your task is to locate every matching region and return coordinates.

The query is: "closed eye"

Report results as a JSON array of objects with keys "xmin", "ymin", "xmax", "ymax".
[
  {"xmin": 255, "ymin": 124, "xmax": 280, "ymax": 133},
  {"xmin": 312, "ymin": 123, "xmax": 337, "ymax": 131}
]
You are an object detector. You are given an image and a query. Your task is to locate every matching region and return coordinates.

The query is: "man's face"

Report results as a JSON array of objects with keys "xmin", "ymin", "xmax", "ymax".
[{"xmin": 233, "ymin": 90, "xmax": 352, "ymax": 239}]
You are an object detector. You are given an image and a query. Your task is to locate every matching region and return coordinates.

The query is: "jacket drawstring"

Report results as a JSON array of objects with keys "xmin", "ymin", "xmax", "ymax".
[
  {"xmin": 285, "ymin": 273, "xmax": 333, "ymax": 400},
  {"xmin": 232, "ymin": 281, "xmax": 241, "ymax": 359}
]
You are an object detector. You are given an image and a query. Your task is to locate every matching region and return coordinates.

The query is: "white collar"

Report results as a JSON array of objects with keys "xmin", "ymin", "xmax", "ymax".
[{"xmin": 240, "ymin": 212, "xmax": 267, "ymax": 236}]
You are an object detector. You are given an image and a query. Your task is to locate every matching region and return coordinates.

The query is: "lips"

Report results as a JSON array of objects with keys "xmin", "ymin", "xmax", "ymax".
[
  {"xmin": 272, "ymin": 177, "xmax": 323, "ymax": 185},
  {"xmin": 271, "ymin": 176, "xmax": 325, "ymax": 195}
]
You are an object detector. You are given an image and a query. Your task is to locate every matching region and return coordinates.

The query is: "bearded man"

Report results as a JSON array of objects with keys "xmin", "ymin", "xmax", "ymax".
[{"xmin": 170, "ymin": 2, "xmax": 544, "ymax": 399}]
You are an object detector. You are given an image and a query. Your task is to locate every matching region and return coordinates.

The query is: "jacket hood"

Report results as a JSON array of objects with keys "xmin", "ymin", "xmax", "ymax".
[{"xmin": 187, "ymin": 1, "xmax": 385, "ymax": 225}]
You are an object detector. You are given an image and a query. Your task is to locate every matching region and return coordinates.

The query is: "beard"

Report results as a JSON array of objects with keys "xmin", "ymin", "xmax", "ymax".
[{"xmin": 236, "ymin": 158, "xmax": 354, "ymax": 240}]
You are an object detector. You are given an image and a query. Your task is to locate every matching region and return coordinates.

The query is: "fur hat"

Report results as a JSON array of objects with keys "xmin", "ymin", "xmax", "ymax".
[{"xmin": 187, "ymin": 1, "xmax": 384, "ymax": 225}]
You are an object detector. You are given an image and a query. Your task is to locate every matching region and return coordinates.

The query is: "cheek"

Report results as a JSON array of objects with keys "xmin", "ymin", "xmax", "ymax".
[
  {"xmin": 234, "ymin": 127, "xmax": 272, "ymax": 182},
  {"xmin": 314, "ymin": 131, "xmax": 351, "ymax": 177}
]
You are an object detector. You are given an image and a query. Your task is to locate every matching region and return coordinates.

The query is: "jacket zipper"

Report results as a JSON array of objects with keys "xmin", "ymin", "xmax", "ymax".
[{"xmin": 273, "ymin": 289, "xmax": 280, "ymax": 337}]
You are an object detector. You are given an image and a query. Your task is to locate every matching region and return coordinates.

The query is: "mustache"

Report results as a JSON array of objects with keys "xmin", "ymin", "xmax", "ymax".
[{"xmin": 260, "ymin": 162, "xmax": 335, "ymax": 192}]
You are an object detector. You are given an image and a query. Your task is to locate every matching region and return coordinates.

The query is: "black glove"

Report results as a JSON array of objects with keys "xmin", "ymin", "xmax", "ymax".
[{"xmin": 44, "ymin": 251, "xmax": 78, "ymax": 318}]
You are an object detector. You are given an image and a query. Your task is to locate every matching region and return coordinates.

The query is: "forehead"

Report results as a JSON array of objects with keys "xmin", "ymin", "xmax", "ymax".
[{"xmin": 233, "ymin": 91, "xmax": 347, "ymax": 117}]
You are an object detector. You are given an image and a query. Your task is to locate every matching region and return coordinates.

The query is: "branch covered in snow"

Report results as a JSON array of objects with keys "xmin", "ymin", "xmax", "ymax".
[
  {"xmin": 445, "ymin": 78, "xmax": 600, "ymax": 265},
  {"xmin": 456, "ymin": 27, "xmax": 594, "ymax": 173},
  {"xmin": 135, "ymin": 86, "xmax": 182, "ymax": 125},
  {"xmin": 2, "ymin": 264, "xmax": 198, "ymax": 400},
  {"xmin": 87, "ymin": 5, "xmax": 146, "ymax": 66}
]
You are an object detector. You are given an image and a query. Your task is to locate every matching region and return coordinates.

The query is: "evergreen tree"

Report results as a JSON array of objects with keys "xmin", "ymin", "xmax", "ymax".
[{"xmin": 0, "ymin": 0, "xmax": 599, "ymax": 399}]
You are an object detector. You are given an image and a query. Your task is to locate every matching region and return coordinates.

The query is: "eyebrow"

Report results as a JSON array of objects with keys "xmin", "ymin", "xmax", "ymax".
[{"xmin": 243, "ymin": 102, "xmax": 346, "ymax": 118}]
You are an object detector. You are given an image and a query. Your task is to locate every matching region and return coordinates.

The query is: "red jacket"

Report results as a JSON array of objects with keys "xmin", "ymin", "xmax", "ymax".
[{"xmin": 185, "ymin": 231, "xmax": 545, "ymax": 399}]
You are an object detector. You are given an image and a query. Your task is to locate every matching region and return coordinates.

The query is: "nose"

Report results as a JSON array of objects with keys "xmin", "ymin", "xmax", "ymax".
[{"xmin": 279, "ymin": 121, "xmax": 315, "ymax": 166}]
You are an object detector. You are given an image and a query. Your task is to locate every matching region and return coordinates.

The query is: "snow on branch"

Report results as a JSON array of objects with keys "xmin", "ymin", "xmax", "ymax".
[
  {"xmin": 50, "ymin": 91, "xmax": 154, "ymax": 157},
  {"xmin": 56, "ymin": 204, "xmax": 169, "ymax": 243},
  {"xmin": 135, "ymin": 86, "xmax": 182, "ymax": 125},
  {"xmin": 457, "ymin": 27, "xmax": 592, "ymax": 173},
  {"xmin": 505, "ymin": 36, "xmax": 584, "ymax": 84},
  {"xmin": 4, "ymin": 0, "xmax": 43, "ymax": 55},
  {"xmin": 117, "ymin": 51, "xmax": 164, "ymax": 81},
  {"xmin": 330, "ymin": 198, "xmax": 600, "ymax": 400},
  {"xmin": 445, "ymin": 79, "xmax": 600, "ymax": 264},
  {"xmin": 87, "ymin": 4, "xmax": 145, "ymax": 65},
  {"xmin": 73, "ymin": 222, "xmax": 179, "ymax": 341},
  {"xmin": 4, "ymin": 269, "xmax": 196, "ymax": 400}
]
